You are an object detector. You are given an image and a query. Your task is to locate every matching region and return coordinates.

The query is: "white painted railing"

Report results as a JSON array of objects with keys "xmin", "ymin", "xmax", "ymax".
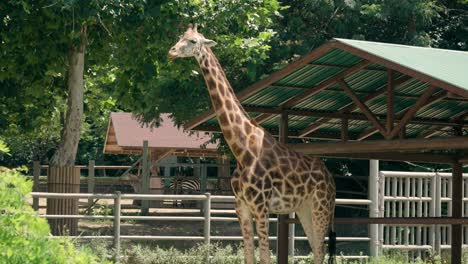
[
  {"xmin": 379, "ymin": 171, "xmax": 468, "ymax": 258},
  {"xmin": 31, "ymin": 192, "xmax": 371, "ymax": 260}
]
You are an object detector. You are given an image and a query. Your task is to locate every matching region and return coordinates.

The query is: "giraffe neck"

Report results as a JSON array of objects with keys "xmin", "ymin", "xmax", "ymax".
[{"xmin": 195, "ymin": 48, "xmax": 263, "ymax": 163}]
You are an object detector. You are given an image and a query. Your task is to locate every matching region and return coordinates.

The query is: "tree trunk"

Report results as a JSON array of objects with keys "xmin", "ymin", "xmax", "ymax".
[{"xmin": 48, "ymin": 27, "xmax": 86, "ymax": 236}]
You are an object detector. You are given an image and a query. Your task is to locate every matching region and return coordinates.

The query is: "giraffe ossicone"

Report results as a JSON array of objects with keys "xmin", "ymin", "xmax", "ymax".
[{"xmin": 169, "ymin": 24, "xmax": 336, "ymax": 264}]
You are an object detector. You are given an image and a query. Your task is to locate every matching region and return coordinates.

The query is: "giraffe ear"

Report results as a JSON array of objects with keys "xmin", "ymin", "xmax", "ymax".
[{"xmin": 203, "ymin": 39, "xmax": 217, "ymax": 47}]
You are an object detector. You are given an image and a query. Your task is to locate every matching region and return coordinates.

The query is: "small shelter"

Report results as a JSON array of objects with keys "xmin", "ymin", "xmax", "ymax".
[
  {"xmin": 103, "ymin": 112, "xmax": 224, "ymax": 210},
  {"xmin": 104, "ymin": 112, "xmax": 219, "ymax": 161},
  {"xmin": 185, "ymin": 39, "xmax": 468, "ymax": 263}
]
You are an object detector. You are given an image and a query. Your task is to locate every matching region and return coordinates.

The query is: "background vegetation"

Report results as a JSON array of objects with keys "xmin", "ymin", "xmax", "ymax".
[
  {"xmin": 1, "ymin": 1, "xmax": 467, "ymax": 263},
  {"xmin": 0, "ymin": 142, "xmax": 105, "ymax": 263},
  {"xmin": 1, "ymin": 0, "xmax": 466, "ymax": 169}
]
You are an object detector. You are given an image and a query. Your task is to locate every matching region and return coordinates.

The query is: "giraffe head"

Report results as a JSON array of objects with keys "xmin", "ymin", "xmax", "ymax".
[{"xmin": 168, "ymin": 23, "xmax": 217, "ymax": 59}]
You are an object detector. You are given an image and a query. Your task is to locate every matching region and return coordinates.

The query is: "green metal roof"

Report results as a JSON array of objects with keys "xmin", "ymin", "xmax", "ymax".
[
  {"xmin": 187, "ymin": 39, "xmax": 468, "ymax": 141},
  {"xmin": 335, "ymin": 38, "xmax": 468, "ymax": 92}
]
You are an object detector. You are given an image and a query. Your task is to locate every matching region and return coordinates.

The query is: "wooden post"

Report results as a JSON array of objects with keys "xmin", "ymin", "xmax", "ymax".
[
  {"xmin": 141, "ymin": 140, "xmax": 150, "ymax": 215},
  {"xmin": 201, "ymin": 164, "xmax": 207, "ymax": 193},
  {"xmin": 33, "ymin": 161, "xmax": 40, "ymax": 211},
  {"xmin": 277, "ymin": 111, "xmax": 289, "ymax": 264},
  {"xmin": 451, "ymin": 161, "xmax": 463, "ymax": 264},
  {"xmin": 47, "ymin": 166, "xmax": 80, "ymax": 235},
  {"xmin": 386, "ymin": 69, "xmax": 395, "ymax": 133},
  {"xmin": 434, "ymin": 172, "xmax": 441, "ymax": 254},
  {"xmin": 369, "ymin": 160, "xmax": 379, "ymax": 257},
  {"xmin": 113, "ymin": 191, "xmax": 121, "ymax": 262},
  {"xmin": 87, "ymin": 160, "xmax": 95, "ymax": 209},
  {"xmin": 341, "ymin": 117, "xmax": 349, "ymax": 141}
]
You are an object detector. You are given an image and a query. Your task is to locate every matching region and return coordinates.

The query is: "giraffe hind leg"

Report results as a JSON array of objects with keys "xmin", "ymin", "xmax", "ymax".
[{"xmin": 297, "ymin": 199, "xmax": 332, "ymax": 264}]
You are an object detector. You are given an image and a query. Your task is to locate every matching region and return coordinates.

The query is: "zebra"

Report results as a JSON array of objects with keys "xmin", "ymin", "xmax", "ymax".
[{"xmin": 168, "ymin": 177, "xmax": 201, "ymax": 207}]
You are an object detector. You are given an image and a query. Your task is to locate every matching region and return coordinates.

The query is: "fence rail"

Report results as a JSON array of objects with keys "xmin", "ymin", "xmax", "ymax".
[
  {"xmin": 379, "ymin": 171, "xmax": 468, "ymax": 258},
  {"xmin": 31, "ymin": 192, "xmax": 371, "ymax": 260}
]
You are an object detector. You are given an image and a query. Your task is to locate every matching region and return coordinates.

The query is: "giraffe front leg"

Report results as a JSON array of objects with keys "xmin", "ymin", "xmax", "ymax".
[
  {"xmin": 255, "ymin": 207, "xmax": 271, "ymax": 264},
  {"xmin": 236, "ymin": 199, "xmax": 255, "ymax": 264}
]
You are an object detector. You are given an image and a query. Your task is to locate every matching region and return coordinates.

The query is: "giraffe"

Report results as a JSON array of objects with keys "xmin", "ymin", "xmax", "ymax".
[{"xmin": 168, "ymin": 24, "xmax": 336, "ymax": 264}]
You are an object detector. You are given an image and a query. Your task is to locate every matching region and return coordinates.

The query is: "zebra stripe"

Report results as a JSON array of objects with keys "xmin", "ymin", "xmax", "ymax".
[{"xmin": 169, "ymin": 177, "xmax": 201, "ymax": 193}]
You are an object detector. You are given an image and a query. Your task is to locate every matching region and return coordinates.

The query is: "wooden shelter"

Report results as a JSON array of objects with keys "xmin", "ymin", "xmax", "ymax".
[
  {"xmin": 104, "ymin": 112, "xmax": 219, "ymax": 161},
  {"xmin": 185, "ymin": 39, "xmax": 468, "ymax": 263}
]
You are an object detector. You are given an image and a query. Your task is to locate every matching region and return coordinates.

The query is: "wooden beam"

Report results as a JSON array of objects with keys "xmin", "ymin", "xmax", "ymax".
[
  {"xmin": 184, "ymin": 42, "xmax": 337, "ymax": 130},
  {"xmin": 338, "ymin": 79, "xmax": 388, "ymax": 138},
  {"xmin": 398, "ymin": 125, "xmax": 406, "ymax": 139},
  {"xmin": 202, "ymin": 106, "xmax": 467, "ymax": 129},
  {"xmin": 388, "ymin": 85, "xmax": 438, "ymax": 139},
  {"xmin": 458, "ymin": 156, "xmax": 468, "ymax": 164},
  {"xmin": 321, "ymin": 153, "xmax": 456, "ymax": 164},
  {"xmin": 288, "ymin": 136, "xmax": 468, "ymax": 155},
  {"xmin": 104, "ymin": 145, "xmax": 125, "ymax": 153},
  {"xmin": 341, "ymin": 117, "xmax": 349, "ymax": 141},
  {"xmin": 358, "ymin": 89, "xmax": 448, "ymax": 140},
  {"xmin": 334, "ymin": 40, "xmax": 468, "ymax": 99},
  {"xmin": 299, "ymin": 75, "xmax": 412, "ymax": 137},
  {"xmin": 282, "ymin": 60, "xmax": 372, "ymax": 108},
  {"xmin": 152, "ymin": 149, "xmax": 175, "ymax": 163},
  {"xmin": 386, "ymin": 69, "xmax": 395, "ymax": 132},
  {"xmin": 419, "ymin": 110, "xmax": 468, "ymax": 138},
  {"xmin": 254, "ymin": 113, "xmax": 275, "ymax": 124}
]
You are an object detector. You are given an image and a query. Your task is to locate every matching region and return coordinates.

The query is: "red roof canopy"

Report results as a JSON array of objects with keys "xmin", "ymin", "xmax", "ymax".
[{"xmin": 104, "ymin": 112, "xmax": 219, "ymax": 158}]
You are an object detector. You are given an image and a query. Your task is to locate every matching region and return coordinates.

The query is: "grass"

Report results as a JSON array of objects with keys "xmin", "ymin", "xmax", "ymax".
[{"xmin": 80, "ymin": 240, "xmax": 468, "ymax": 264}]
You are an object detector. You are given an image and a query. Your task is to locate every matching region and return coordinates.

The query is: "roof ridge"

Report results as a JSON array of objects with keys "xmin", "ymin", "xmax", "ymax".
[{"xmin": 334, "ymin": 38, "xmax": 468, "ymax": 54}]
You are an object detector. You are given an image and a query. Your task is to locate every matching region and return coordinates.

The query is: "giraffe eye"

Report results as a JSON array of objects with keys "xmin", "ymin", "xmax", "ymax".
[{"xmin": 190, "ymin": 39, "xmax": 197, "ymax": 44}]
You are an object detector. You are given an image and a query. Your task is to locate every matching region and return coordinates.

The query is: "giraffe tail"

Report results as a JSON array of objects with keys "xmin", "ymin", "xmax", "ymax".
[{"xmin": 327, "ymin": 219, "xmax": 336, "ymax": 264}]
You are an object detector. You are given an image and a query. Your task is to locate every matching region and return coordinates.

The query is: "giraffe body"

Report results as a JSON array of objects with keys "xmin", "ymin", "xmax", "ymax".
[{"xmin": 169, "ymin": 24, "xmax": 336, "ymax": 264}]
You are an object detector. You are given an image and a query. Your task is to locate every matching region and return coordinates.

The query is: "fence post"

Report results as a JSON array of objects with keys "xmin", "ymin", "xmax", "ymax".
[
  {"xmin": 33, "ymin": 161, "xmax": 40, "ymax": 211},
  {"xmin": 141, "ymin": 140, "xmax": 150, "ymax": 215},
  {"xmin": 201, "ymin": 164, "xmax": 207, "ymax": 193},
  {"xmin": 369, "ymin": 160, "xmax": 379, "ymax": 257},
  {"xmin": 378, "ymin": 171, "xmax": 385, "ymax": 255},
  {"xmin": 288, "ymin": 212, "xmax": 295, "ymax": 261},
  {"xmin": 114, "ymin": 191, "xmax": 121, "ymax": 262},
  {"xmin": 204, "ymin": 193, "xmax": 211, "ymax": 245},
  {"xmin": 88, "ymin": 160, "xmax": 95, "ymax": 209}
]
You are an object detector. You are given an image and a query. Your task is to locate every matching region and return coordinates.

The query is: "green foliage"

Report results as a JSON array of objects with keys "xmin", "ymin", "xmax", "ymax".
[
  {"xmin": 0, "ymin": 168, "xmax": 102, "ymax": 263},
  {"xmin": 0, "ymin": 138, "xmax": 10, "ymax": 156},
  {"xmin": 122, "ymin": 243, "xmax": 255, "ymax": 264}
]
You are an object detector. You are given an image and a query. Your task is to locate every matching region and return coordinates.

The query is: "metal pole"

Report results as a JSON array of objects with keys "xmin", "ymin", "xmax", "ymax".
[
  {"xmin": 88, "ymin": 160, "xmax": 95, "ymax": 209},
  {"xmin": 142, "ymin": 140, "xmax": 150, "ymax": 215},
  {"xmin": 277, "ymin": 111, "xmax": 289, "ymax": 264},
  {"xmin": 369, "ymin": 160, "xmax": 379, "ymax": 257},
  {"xmin": 204, "ymin": 193, "xmax": 211, "ymax": 245},
  {"xmin": 113, "ymin": 191, "xmax": 121, "ymax": 262},
  {"xmin": 378, "ymin": 172, "xmax": 385, "ymax": 255},
  {"xmin": 451, "ymin": 161, "xmax": 463, "ymax": 264},
  {"xmin": 33, "ymin": 161, "xmax": 40, "ymax": 211},
  {"xmin": 288, "ymin": 212, "xmax": 295, "ymax": 260}
]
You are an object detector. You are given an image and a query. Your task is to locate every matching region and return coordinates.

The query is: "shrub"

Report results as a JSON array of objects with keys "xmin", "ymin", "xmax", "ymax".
[{"xmin": 0, "ymin": 167, "xmax": 103, "ymax": 264}]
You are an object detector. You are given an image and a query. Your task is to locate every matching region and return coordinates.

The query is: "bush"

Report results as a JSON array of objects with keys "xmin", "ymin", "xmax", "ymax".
[{"xmin": 0, "ymin": 167, "xmax": 103, "ymax": 264}]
